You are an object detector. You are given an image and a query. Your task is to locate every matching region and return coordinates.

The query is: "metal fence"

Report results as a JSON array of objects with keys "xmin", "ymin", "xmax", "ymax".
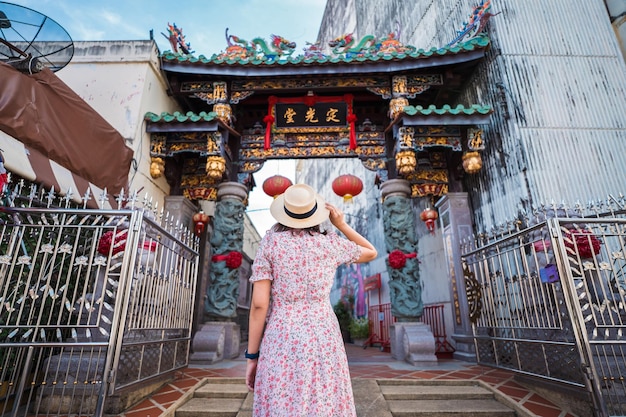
[
  {"xmin": 0, "ymin": 184, "xmax": 199, "ymax": 416},
  {"xmin": 366, "ymin": 303, "xmax": 455, "ymax": 356},
  {"xmin": 461, "ymin": 198, "xmax": 626, "ymax": 417}
]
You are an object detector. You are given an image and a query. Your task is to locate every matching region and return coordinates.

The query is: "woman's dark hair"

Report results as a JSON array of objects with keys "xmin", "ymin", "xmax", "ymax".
[{"xmin": 272, "ymin": 223, "xmax": 327, "ymax": 235}]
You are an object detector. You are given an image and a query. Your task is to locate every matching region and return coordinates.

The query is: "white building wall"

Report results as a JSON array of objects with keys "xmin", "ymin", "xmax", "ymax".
[{"xmin": 55, "ymin": 40, "xmax": 180, "ymax": 204}]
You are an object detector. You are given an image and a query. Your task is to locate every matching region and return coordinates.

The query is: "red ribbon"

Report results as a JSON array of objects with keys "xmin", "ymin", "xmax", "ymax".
[
  {"xmin": 388, "ymin": 249, "xmax": 417, "ymax": 269},
  {"xmin": 263, "ymin": 115, "xmax": 275, "ymax": 150},
  {"xmin": 212, "ymin": 251, "xmax": 243, "ymax": 269},
  {"xmin": 347, "ymin": 113, "xmax": 357, "ymax": 150}
]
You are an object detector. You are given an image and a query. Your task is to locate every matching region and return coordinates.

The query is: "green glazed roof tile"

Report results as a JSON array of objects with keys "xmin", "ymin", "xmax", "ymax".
[
  {"xmin": 144, "ymin": 111, "xmax": 219, "ymax": 123},
  {"xmin": 161, "ymin": 34, "xmax": 490, "ymax": 66},
  {"xmin": 403, "ymin": 104, "xmax": 493, "ymax": 116}
]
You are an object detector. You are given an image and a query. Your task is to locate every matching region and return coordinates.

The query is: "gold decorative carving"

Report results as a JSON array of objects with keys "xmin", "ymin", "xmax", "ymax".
[
  {"xmin": 463, "ymin": 264, "xmax": 483, "ymax": 323},
  {"xmin": 407, "ymin": 169, "xmax": 448, "ymax": 183},
  {"xmin": 389, "ymin": 97, "xmax": 409, "ymax": 120},
  {"xmin": 150, "ymin": 157, "xmax": 165, "ymax": 179},
  {"xmin": 411, "ymin": 183, "xmax": 449, "ymax": 197},
  {"xmin": 184, "ymin": 187, "xmax": 218, "ymax": 201},
  {"xmin": 150, "ymin": 134, "xmax": 166, "ymax": 156},
  {"xmin": 206, "ymin": 156, "xmax": 226, "ymax": 180},
  {"xmin": 468, "ymin": 128, "xmax": 485, "ymax": 151},
  {"xmin": 232, "ymin": 76, "xmax": 389, "ymax": 91},
  {"xmin": 213, "ymin": 103, "xmax": 233, "ymax": 125}
]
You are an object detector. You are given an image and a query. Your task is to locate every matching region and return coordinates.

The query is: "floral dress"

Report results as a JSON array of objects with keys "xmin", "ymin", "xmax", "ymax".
[{"xmin": 250, "ymin": 228, "xmax": 361, "ymax": 417}]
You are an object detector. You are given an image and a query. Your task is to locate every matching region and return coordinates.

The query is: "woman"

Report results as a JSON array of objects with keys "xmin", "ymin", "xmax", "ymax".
[{"xmin": 246, "ymin": 183, "xmax": 377, "ymax": 417}]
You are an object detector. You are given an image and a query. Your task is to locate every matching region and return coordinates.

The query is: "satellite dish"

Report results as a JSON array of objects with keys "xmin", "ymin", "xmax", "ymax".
[{"xmin": 0, "ymin": 1, "xmax": 74, "ymax": 73}]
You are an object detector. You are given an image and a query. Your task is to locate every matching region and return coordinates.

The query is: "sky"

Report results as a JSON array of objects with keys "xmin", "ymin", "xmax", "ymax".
[
  {"xmin": 8, "ymin": 0, "xmax": 327, "ymax": 58},
  {"xmin": 5, "ymin": 0, "xmax": 327, "ymax": 234}
]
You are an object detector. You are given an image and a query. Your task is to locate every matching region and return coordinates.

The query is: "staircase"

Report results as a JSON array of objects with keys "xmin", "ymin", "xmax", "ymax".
[{"xmin": 174, "ymin": 378, "xmax": 523, "ymax": 417}]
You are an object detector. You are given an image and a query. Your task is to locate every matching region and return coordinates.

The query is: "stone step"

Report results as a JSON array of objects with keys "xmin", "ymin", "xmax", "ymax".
[
  {"xmin": 194, "ymin": 383, "xmax": 249, "ymax": 399},
  {"xmin": 173, "ymin": 378, "xmax": 519, "ymax": 417},
  {"xmin": 380, "ymin": 380, "xmax": 518, "ymax": 417},
  {"xmin": 174, "ymin": 378, "xmax": 252, "ymax": 417},
  {"xmin": 175, "ymin": 397, "xmax": 246, "ymax": 417},
  {"xmin": 387, "ymin": 399, "xmax": 516, "ymax": 417},
  {"xmin": 380, "ymin": 384, "xmax": 496, "ymax": 401}
]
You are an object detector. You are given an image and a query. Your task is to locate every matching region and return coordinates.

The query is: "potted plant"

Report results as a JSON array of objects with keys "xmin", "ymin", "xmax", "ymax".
[
  {"xmin": 349, "ymin": 317, "xmax": 370, "ymax": 347},
  {"xmin": 333, "ymin": 300, "xmax": 352, "ymax": 343}
]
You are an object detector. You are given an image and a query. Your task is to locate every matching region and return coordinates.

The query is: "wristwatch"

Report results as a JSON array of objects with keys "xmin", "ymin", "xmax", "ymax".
[{"xmin": 245, "ymin": 349, "xmax": 260, "ymax": 360}]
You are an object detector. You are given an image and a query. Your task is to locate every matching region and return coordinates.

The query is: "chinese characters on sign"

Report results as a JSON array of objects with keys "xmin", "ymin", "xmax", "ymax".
[{"xmin": 275, "ymin": 102, "xmax": 348, "ymax": 130}]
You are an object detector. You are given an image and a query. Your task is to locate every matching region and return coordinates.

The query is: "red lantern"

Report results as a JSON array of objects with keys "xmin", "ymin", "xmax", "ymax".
[
  {"xmin": 420, "ymin": 207, "xmax": 438, "ymax": 235},
  {"xmin": 262, "ymin": 175, "xmax": 293, "ymax": 198},
  {"xmin": 332, "ymin": 174, "xmax": 363, "ymax": 203},
  {"xmin": 193, "ymin": 211, "xmax": 210, "ymax": 236}
]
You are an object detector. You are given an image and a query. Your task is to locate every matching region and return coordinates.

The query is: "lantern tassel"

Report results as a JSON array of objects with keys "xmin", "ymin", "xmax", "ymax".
[
  {"xmin": 263, "ymin": 115, "xmax": 275, "ymax": 150},
  {"xmin": 347, "ymin": 114, "xmax": 357, "ymax": 150}
]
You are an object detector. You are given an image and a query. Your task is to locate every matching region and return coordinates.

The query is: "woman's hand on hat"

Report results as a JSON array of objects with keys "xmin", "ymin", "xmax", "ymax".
[{"xmin": 326, "ymin": 203, "xmax": 346, "ymax": 228}]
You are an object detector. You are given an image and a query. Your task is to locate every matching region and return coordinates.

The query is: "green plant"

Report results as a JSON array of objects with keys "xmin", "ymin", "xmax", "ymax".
[
  {"xmin": 348, "ymin": 317, "xmax": 370, "ymax": 339},
  {"xmin": 333, "ymin": 300, "xmax": 352, "ymax": 342},
  {"xmin": 333, "ymin": 300, "xmax": 352, "ymax": 329}
]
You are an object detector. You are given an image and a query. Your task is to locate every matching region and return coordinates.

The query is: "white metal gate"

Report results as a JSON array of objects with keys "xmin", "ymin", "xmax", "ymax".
[
  {"xmin": 0, "ymin": 190, "xmax": 199, "ymax": 416},
  {"xmin": 462, "ymin": 203, "xmax": 626, "ymax": 416}
]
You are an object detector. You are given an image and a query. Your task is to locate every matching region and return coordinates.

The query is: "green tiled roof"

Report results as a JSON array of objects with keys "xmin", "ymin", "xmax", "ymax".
[
  {"xmin": 160, "ymin": 35, "xmax": 490, "ymax": 66},
  {"xmin": 144, "ymin": 111, "xmax": 219, "ymax": 123},
  {"xmin": 403, "ymin": 104, "xmax": 493, "ymax": 116}
]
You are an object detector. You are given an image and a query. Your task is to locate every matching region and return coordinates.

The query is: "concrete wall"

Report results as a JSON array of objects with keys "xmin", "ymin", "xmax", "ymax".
[
  {"xmin": 318, "ymin": 0, "xmax": 626, "ymax": 232},
  {"xmin": 56, "ymin": 40, "xmax": 179, "ymax": 204},
  {"xmin": 314, "ymin": 0, "xmax": 626, "ymax": 347}
]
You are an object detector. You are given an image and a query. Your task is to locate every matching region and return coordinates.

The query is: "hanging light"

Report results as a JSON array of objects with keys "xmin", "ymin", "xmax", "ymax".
[
  {"xmin": 332, "ymin": 174, "xmax": 363, "ymax": 203},
  {"xmin": 462, "ymin": 151, "xmax": 482, "ymax": 174},
  {"xmin": 206, "ymin": 156, "xmax": 226, "ymax": 180},
  {"xmin": 192, "ymin": 211, "xmax": 210, "ymax": 236},
  {"xmin": 420, "ymin": 207, "xmax": 438, "ymax": 235},
  {"xmin": 395, "ymin": 150, "xmax": 417, "ymax": 176},
  {"xmin": 262, "ymin": 175, "xmax": 293, "ymax": 198}
]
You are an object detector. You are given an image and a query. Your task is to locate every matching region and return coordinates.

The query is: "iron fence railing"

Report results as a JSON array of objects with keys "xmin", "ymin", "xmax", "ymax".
[
  {"xmin": 0, "ymin": 188, "xmax": 199, "ymax": 416},
  {"xmin": 461, "ymin": 198, "xmax": 626, "ymax": 417}
]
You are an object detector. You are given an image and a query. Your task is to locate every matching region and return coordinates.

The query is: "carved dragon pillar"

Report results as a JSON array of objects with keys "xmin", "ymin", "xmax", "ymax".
[
  {"xmin": 380, "ymin": 179, "xmax": 436, "ymax": 364},
  {"xmin": 192, "ymin": 182, "xmax": 247, "ymax": 363}
]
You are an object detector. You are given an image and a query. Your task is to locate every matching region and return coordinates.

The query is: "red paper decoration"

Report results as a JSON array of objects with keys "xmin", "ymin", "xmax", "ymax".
[
  {"xmin": 388, "ymin": 249, "xmax": 417, "ymax": 269},
  {"xmin": 212, "ymin": 251, "xmax": 243, "ymax": 269},
  {"xmin": 262, "ymin": 175, "xmax": 293, "ymax": 198},
  {"xmin": 332, "ymin": 174, "xmax": 363, "ymax": 203},
  {"xmin": 564, "ymin": 229, "xmax": 602, "ymax": 259}
]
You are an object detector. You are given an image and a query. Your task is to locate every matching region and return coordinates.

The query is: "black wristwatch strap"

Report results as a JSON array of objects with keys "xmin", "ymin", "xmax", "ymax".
[{"xmin": 245, "ymin": 349, "xmax": 260, "ymax": 359}]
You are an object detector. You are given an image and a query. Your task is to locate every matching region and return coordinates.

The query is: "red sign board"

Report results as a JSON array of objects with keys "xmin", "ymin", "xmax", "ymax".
[{"xmin": 363, "ymin": 273, "xmax": 381, "ymax": 291}]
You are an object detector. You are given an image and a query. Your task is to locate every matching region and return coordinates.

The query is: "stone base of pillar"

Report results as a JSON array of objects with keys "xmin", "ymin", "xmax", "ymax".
[
  {"xmin": 390, "ymin": 322, "xmax": 438, "ymax": 365},
  {"xmin": 189, "ymin": 323, "xmax": 225, "ymax": 364},
  {"xmin": 451, "ymin": 332, "xmax": 477, "ymax": 362},
  {"xmin": 218, "ymin": 321, "xmax": 241, "ymax": 359}
]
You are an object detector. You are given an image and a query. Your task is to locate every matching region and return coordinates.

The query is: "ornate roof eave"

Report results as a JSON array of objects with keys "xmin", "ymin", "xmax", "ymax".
[
  {"xmin": 159, "ymin": 37, "xmax": 490, "ymax": 78},
  {"xmin": 144, "ymin": 111, "xmax": 240, "ymax": 138},
  {"xmin": 386, "ymin": 105, "xmax": 494, "ymax": 132}
]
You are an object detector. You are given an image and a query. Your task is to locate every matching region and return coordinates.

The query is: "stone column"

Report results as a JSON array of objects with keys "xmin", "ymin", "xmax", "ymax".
[
  {"xmin": 192, "ymin": 182, "xmax": 247, "ymax": 362},
  {"xmin": 435, "ymin": 193, "xmax": 476, "ymax": 361},
  {"xmin": 380, "ymin": 179, "xmax": 436, "ymax": 363}
]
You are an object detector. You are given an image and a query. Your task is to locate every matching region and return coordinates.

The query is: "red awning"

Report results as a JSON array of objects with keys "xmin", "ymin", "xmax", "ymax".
[{"xmin": 0, "ymin": 62, "xmax": 133, "ymax": 195}]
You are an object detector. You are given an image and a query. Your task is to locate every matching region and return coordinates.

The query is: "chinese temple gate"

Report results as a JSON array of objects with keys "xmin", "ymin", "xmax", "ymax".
[{"xmin": 145, "ymin": 11, "xmax": 494, "ymax": 361}]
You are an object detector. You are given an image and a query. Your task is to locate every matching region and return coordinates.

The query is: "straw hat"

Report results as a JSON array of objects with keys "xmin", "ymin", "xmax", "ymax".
[{"xmin": 269, "ymin": 184, "xmax": 329, "ymax": 229}]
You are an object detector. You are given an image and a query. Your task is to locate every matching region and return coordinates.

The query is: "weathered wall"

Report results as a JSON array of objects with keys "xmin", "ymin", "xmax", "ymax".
[
  {"xmin": 318, "ymin": 0, "xmax": 626, "ymax": 233},
  {"xmin": 314, "ymin": 0, "xmax": 626, "ymax": 344},
  {"xmin": 57, "ymin": 40, "xmax": 180, "ymax": 202}
]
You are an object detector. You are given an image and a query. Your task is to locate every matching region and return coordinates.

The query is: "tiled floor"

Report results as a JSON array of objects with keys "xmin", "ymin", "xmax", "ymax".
[{"xmin": 114, "ymin": 344, "xmax": 580, "ymax": 417}]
